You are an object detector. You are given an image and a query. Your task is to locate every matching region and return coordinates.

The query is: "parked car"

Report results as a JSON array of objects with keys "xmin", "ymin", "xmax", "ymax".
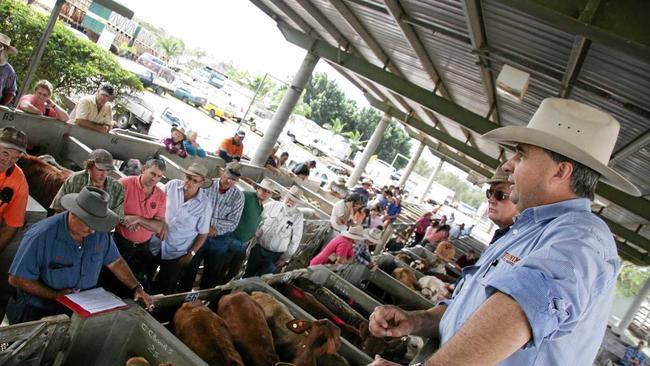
[
  {"xmin": 147, "ymin": 107, "xmax": 190, "ymax": 141},
  {"xmin": 113, "ymin": 94, "xmax": 155, "ymax": 133},
  {"xmin": 173, "ymin": 85, "xmax": 207, "ymax": 108},
  {"xmin": 116, "ymin": 57, "xmax": 155, "ymax": 88}
]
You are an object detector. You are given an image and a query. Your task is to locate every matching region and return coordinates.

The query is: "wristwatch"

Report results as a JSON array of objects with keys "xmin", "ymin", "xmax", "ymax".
[
  {"xmin": 189, "ymin": 250, "xmax": 196, "ymax": 257},
  {"xmin": 131, "ymin": 283, "xmax": 143, "ymax": 293}
]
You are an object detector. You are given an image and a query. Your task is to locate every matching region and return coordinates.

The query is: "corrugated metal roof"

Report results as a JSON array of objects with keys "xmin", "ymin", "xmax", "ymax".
[{"xmin": 249, "ymin": 0, "xmax": 650, "ymax": 262}]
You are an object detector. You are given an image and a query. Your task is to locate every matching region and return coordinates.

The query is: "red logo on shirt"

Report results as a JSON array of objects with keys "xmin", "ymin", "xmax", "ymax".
[{"xmin": 151, "ymin": 202, "xmax": 156, "ymax": 209}]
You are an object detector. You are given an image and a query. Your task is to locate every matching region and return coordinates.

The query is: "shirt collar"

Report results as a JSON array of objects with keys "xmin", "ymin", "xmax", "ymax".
[{"xmin": 515, "ymin": 198, "xmax": 591, "ymax": 224}]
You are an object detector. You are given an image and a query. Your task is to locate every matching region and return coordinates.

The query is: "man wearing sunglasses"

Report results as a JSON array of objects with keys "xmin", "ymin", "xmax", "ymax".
[
  {"xmin": 368, "ymin": 98, "xmax": 639, "ymax": 366},
  {"xmin": 484, "ymin": 164, "xmax": 519, "ymax": 244},
  {"xmin": 51, "ymin": 149, "xmax": 124, "ymax": 219}
]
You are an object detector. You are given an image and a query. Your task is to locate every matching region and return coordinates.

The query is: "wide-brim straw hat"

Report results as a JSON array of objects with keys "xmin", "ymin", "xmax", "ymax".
[
  {"xmin": 364, "ymin": 228, "xmax": 382, "ymax": 244},
  {"xmin": 342, "ymin": 225, "xmax": 366, "ymax": 241},
  {"xmin": 482, "ymin": 98, "xmax": 640, "ymax": 196},
  {"xmin": 61, "ymin": 187, "xmax": 119, "ymax": 232},
  {"xmin": 181, "ymin": 162, "xmax": 213, "ymax": 188},
  {"xmin": 482, "ymin": 163, "xmax": 510, "ymax": 185},
  {"xmin": 254, "ymin": 178, "xmax": 278, "ymax": 195},
  {"xmin": 0, "ymin": 33, "xmax": 17, "ymax": 54},
  {"xmin": 285, "ymin": 185, "xmax": 304, "ymax": 202},
  {"xmin": 170, "ymin": 126, "xmax": 186, "ymax": 139}
]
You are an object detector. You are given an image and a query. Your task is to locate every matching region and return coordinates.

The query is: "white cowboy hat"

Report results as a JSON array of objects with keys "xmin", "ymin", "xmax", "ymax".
[
  {"xmin": 181, "ymin": 162, "xmax": 213, "ymax": 188},
  {"xmin": 254, "ymin": 178, "xmax": 278, "ymax": 195},
  {"xmin": 482, "ymin": 98, "xmax": 640, "ymax": 196},
  {"xmin": 342, "ymin": 226, "xmax": 366, "ymax": 241},
  {"xmin": 364, "ymin": 228, "xmax": 382, "ymax": 244},
  {"xmin": 0, "ymin": 33, "xmax": 17, "ymax": 55}
]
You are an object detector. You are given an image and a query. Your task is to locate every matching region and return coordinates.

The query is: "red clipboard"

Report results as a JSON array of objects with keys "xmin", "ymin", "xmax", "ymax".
[{"xmin": 56, "ymin": 288, "xmax": 129, "ymax": 318}]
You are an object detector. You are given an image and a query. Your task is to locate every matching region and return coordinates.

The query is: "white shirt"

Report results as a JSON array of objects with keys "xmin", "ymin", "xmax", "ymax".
[
  {"xmin": 258, "ymin": 201, "xmax": 304, "ymax": 261},
  {"xmin": 330, "ymin": 200, "xmax": 349, "ymax": 232}
]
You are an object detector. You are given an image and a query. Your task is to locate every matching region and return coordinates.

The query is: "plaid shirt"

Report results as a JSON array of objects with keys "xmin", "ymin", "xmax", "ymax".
[
  {"xmin": 353, "ymin": 242, "xmax": 373, "ymax": 266},
  {"xmin": 202, "ymin": 179, "xmax": 244, "ymax": 235},
  {"xmin": 50, "ymin": 170, "xmax": 125, "ymax": 219}
]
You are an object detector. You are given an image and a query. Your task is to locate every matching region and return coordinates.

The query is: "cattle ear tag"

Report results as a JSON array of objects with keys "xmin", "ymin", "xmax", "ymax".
[{"xmin": 287, "ymin": 319, "xmax": 309, "ymax": 334}]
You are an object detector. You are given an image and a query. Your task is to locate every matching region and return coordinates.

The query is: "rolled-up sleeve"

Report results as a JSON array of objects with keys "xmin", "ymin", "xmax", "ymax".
[{"xmin": 482, "ymin": 220, "xmax": 618, "ymax": 349}]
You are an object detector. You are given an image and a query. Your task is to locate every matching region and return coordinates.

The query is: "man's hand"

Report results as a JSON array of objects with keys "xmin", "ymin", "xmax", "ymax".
[
  {"xmin": 134, "ymin": 287, "xmax": 154, "ymax": 311},
  {"xmin": 122, "ymin": 215, "xmax": 140, "ymax": 232},
  {"xmin": 208, "ymin": 227, "xmax": 217, "ymax": 237},
  {"xmin": 158, "ymin": 223, "xmax": 168, "ymax": 241},
  {"xmin": 368, "ymin": 263, "xmax": 378, "ymax": 272},
  {"xmin": 369, "ymin": 305, "xmax": 415, "ymax": 338},
  {"xmin": 368, "ymin": 355, "xmax": 401, "ymax": 366},
  {"xmin": 179, "ymin": 252, "xmax": 193, "ymax": 267},
  {"xmin": 275, "ymin": 258, "xmax": 287, "ymax": 269}
]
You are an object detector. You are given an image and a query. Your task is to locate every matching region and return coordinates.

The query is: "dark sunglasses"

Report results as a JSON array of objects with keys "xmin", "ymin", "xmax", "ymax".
[{"xmin": 486, "ymin": 189, "xmax": 510, "ymax": 201}]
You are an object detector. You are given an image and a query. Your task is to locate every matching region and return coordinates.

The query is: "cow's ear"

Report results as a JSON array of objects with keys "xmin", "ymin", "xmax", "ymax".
[{"xmin": 287, "ymin": 319, "xmax": 311, "ymax": 334}]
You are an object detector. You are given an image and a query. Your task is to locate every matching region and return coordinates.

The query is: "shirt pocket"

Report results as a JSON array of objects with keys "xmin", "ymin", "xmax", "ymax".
[
  {"xmin": 47, "ymin": 265, "xmax": 77, "ymax": 290},
  {"xmin": 476, "ymin": 259, "xmax": 513, "ymax": 288}
]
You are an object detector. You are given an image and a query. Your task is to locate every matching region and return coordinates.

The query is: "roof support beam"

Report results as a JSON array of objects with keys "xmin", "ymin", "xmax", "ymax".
[
  {"xmin": 369, "ymin": 94, "xmax": 499, "ymax": 170},
  {"xmin": 383, "ymin": 0, "xmax": 452, "ymax": 99},
  {"xmin": 596, "ymin": 185, "xmax": 650, "ymax": 222},
  {"xmin": 609, "ymin": 130, "xmax": 650, "ymax": 167},
  {"xmin": 599, "ymin": 215, "xmax": 650, "ymax": 264},
  {"xmin": 558, "ymin": 0, "xmax": 601, "ymax": 98},
  {"xmin": 460, "ymin": 0, "xmax": 501, "ymax": 124},
  {"xmin": 492, "ymin": 0, "xmax": 650, "ymax": 61}
]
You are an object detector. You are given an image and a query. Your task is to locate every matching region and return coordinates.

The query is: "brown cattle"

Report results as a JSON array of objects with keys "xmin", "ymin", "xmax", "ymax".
[
  {"xmin": 217, "ymin": 292, "xmax": 279, "ymax": 366},
  {"xmin": 288, "ymin": 319, "xmax": 342, "ymax": 366},
  {"xmin": 17, "ymin": 154, "xmax": 71, "ymax": 209},
  {"xmin": 173, "ymin": 301, "xmax": 244, "ymax": 366},
  {"xmin": 392, "ymin": 267, "xmax": 421, "ymax": 291},
  {"xmin": 275, "ymin": 282, "xmax": 363, "ymax": 347},
  {"xmin": 125, "ymin": 358, "xmax": 150, "ymax": 366},
  {"xmin": 251, "ymin": 291, "xmax": 306, "ymax": 361}
]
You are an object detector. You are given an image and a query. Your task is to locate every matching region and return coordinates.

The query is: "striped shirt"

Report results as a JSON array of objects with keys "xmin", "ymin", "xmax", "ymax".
[{"xmin": 202, "ymin": 179, "xmax": 244, "ymax": 235}]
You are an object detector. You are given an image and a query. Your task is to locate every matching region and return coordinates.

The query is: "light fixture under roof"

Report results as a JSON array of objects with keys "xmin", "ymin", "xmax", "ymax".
[{"xmin": 496, "ymin": 64, "xmax": 530, "ymax": 102}]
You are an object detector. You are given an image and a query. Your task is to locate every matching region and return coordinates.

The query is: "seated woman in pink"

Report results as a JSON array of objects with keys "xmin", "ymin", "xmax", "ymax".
[{"xmin": 310, "ymin": 226, "xmax": 366, "ymax": 266}]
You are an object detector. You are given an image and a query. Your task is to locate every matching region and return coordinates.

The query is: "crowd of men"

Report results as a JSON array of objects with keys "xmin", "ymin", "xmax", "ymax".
[{"xmin": 1, "ymin": 32, "xmax": 645, "ymax": 364}]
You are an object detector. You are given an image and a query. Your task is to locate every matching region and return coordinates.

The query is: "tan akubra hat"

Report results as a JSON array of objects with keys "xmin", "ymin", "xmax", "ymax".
[
  {"xmin": 482, "ymin": 163, "xmax": 510, "ymax": 185},
  {"xmin": 482, "ymin": 98, "xmax": 640, "ymax": 196},
  {"xmin": 0, "ymin": 33, "xmax": 17, "ymax": 54}
]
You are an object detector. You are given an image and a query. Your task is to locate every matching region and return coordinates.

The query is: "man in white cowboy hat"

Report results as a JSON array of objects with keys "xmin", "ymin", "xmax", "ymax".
[
  {"xmin": 368, "ymin": 98, "xmax": 640, "ymax": 366},
  {"xmin": 69, "ymin": 83, "xmax": 115, "ymax": 133},
  {"xmin": 0, "ymin": 32, "xmax": 17, "ymax": 106},
  {"xmin": 7, "ymin": 186, "xmax": 154, "ymax": 324},
  {"xmin": 483, "ymin": 164, "xmax": 519, "ymax": 244},
  {"xmin": 353, "ymin": 228, "xmax": 382, "ymax": 271},
  {"xmin": 352, "ymin": 177, "xmax": 373, "ymax": 204},
  {"xmin": 309, "ymin": 225, "xmax": 367, "ymax": 266},
  {"xmin": 149, "ymin": 162, "xmax": 212, "ymax": 294},
  {"xmin": 177, "ymin": 161, "xmax": 244, "ymax": 291},
  {"xmin": 243, "ymin": 185, "xmax": 305, "ymax": 278},
  {"xmin": 51, "ymin": 148, "xmax": 124, "ymax": 219},
  {"xmin": 217, "ymin": 178, "xmax": 277, "ymax": 284}
]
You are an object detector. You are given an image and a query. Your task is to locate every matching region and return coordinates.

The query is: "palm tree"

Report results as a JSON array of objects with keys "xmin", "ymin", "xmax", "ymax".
[
  {"xmin": 324, "ymin": 118, "xmax": 346, "ymax": 135},
  {"xmin": 156, "ymin": 36, "xmax": 185, "ymax": 63},
  {"xmin": 342, "ymin": 130, "xmax": 367, "ymax": 156}
]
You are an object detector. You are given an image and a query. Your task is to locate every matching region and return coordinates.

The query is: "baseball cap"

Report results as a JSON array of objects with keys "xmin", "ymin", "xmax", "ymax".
[
  {"xmin": 88, "ymin": 149, "xmax": 115, "ymax": 171},
  {"xmin": 99, "ymin": 83, "xmax": 114, "ymax": 97}
]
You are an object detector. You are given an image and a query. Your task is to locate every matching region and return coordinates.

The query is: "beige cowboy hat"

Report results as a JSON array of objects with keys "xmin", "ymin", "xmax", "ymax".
[
  {"xmin": 170, "ymin": 126, "xmax": 186, "ymax": 139},
  {"xmin": 342, "ymin": 225, "xmax": 366, "ymax": 241},
  {"xmin": 481, "ymin": 163, "xmax": 510, "ymax": 185},
  {"xmin": 364, "ymin": 228, "xmax": 382, "ymax": 245},
  {"xmin": 0, "ymin": 33, "xmax": 17, "ymax": 55},
  {"xmin": 482, "ymin": 98, "xmax": 640, "ymax": 196},
  {"xmin": 181, "ymin": 162, "xmax": 213, "ymax": 188},
  {"xmin": 61, "ymin": 187, "xmax": 119, "ymax": 232},
  {"xmin": 254, "ymin": 178, "xmax": 278, "ymax": 195},
  {"xmin": 285, "ymin": 185, "xmax": 304, "ymax": 202}
]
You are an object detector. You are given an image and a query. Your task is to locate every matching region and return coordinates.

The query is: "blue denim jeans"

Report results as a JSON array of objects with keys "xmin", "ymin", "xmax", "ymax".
[{"xmin": 177, "ymin": 234, "xmax": 229, "ymax": 292}]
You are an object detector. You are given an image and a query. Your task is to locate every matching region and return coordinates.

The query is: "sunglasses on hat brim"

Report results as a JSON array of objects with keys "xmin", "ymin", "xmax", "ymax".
[{"xmin": 486, "ymin": 189, "xmax": 510, "ymax": 201}]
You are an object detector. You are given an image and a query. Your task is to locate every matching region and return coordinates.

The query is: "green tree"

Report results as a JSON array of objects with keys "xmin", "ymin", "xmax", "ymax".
[
  {"xmin": 0, "ymin": 0, "xmax": 141, "ymax": 100},
  {"xmin": 617, "ymin": 262, "xmax": 650, "ymax": 297},
  {"xmin": 435, "ymin": 171, "xmax": 485, "ymax": 208},
  {"xmin": 342, "ymin": 130, "xmax": 367, "ymax": 157},
  {"xmin": 156, "ymin": 36, "xmax": 184, "ymax": 63},
  {"xmin": 325, "ymin": 117, "xmax": 346, "ymax": 135},
  {"xmin": 414, "ymin": 159, "xmax": 433, "ymax": 177}
]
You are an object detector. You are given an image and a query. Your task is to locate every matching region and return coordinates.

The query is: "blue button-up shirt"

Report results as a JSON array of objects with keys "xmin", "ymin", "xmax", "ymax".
[
  {"xmin": 9, "ymin": 212, "xmax": 120, "ymax": 308},
  {"xmin": 151, "ymin": 179, "xmax": 211, "ymax": 260},
  {"xmin": 439, "ymin": 198, "xmax": 619, "ymax": 365},
  {"xmin": 623, "ymin": 346, "xmax": 647, "ymax": 366}
]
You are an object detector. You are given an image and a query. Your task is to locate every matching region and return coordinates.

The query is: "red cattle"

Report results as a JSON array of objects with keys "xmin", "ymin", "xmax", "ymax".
[
  {"xmin": 251, "ymin": 291, "xmax": 306, "ymax": 361},
  {"xmin": 217, "ymin": 292, "xmax": 279, "ymax": 366},
  {"xmin": 17, "ymin": 154, "xmax": 71, "ymax": 209},
  {"xmin": 288, "ymin": 319, "xmax": 342, "ymax": 366},
  {"xmin": 173, "ymin": 300, "xmax": 244, "ymax": 366},
  {"xmin": 276, "ymin": 282, "xmax": 364, "ymax": 347},
  {"xmin": 392, "ymin": 267, "xmax": 421, "ymax": 291}
]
